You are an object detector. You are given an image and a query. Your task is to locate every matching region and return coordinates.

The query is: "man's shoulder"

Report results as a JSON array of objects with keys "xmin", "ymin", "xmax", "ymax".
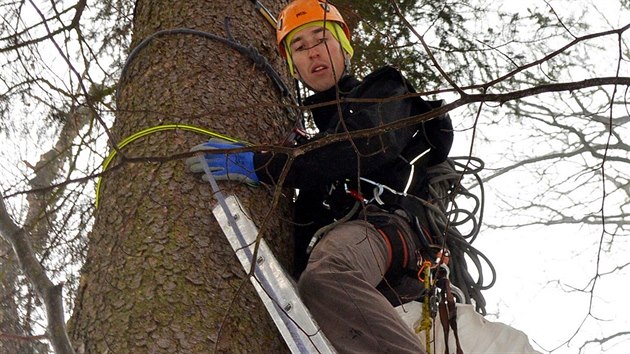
[
  {"xmin": 362, "ymin": 65, "xmax": 405, "ymax": 83},
  {"xmin": 352, "ymin": 65, "xmax": 410, "ymax": 98}
]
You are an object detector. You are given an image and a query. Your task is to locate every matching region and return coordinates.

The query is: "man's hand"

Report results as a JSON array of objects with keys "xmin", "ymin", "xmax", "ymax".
[{"xmin": 186, "ymin": 138, "xmax": 259, "ymax": 185}]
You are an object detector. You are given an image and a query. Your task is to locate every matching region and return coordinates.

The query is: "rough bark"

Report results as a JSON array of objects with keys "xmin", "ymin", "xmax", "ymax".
[{"xmin": 69, "ymin": 1, "xmax": 294, "ymax": 352}]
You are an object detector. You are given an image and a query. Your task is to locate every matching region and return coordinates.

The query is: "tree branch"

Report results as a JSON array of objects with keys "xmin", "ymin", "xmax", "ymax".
[
  {"xmin": 0, "ymin": 332, "xmax": 48, "ymax": 341},
  {"xmin": 0, "ymin": 194, "xmax": 75, "ymax": 354},
  {"xmin": 0, "ymin": 0, "xmax": 86, "ymax": 53},
  {"xmin": 580, "ymin": 331, "xmax": 630, "ymax": 352}
]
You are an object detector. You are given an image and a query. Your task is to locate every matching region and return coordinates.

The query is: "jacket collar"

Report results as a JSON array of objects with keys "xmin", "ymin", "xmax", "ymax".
[{"xmin": 303, "ymin": 74, "xmax": 361, "ymax": 130}]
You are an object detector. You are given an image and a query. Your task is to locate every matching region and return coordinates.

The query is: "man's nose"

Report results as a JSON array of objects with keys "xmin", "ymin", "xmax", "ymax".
[
  {"xmin": 307, "ymin": 45, "xmax": 321, "ymax": 58},
  {"xmin": 306, "ymin": 41, "xmax": 325, "ymax": 58}
]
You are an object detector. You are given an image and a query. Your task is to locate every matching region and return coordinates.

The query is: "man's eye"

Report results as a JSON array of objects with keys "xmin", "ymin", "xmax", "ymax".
[{"xmin": 292, "ymin": 37, "xmax": 328, "ymax": 53}]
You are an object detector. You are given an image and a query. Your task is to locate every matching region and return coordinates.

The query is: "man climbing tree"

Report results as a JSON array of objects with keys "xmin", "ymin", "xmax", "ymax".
[{"xmin": 187, "ymin": 0, "xmax": 546, "ymax": 352}]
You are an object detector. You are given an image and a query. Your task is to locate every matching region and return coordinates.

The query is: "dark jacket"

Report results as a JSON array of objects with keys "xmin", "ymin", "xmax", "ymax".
[{"xmin": 254, "ymin": 65, "xmax": 453, "ymax": 275}]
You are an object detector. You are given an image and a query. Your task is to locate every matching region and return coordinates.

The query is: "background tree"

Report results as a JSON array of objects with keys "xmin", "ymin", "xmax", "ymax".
[
  {"xmin": 0, "ymin": 0, "xmax": 628, "ymax": 353},
  {"xmin": 1, "ymin": 0, "xmax": 132, "ymax": 352}
]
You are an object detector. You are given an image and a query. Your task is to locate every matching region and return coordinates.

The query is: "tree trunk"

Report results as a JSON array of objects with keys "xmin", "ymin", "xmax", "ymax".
[{"xmin": 69, "ymin": 1, "xmax": 294, "ymax": 352}]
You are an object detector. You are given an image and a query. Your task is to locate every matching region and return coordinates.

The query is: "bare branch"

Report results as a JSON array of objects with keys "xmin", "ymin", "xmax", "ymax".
[
  {"xmin": 482, "ymin": 23, "xmax": 630, "ymax": 89},
  {"xmin": 580, "ymin": 331, "xmax": 630, "ymax": 353},
  {"xmin": 389, "ymin": 0, "xmax": 466, "ymax": 95},
  {"xmin": 0, "ymin": 194, "xmax": 75, "ymax": 354},
  {"xmin": 0, "ymin": 0, "xmax": 86, "ymax": 53},
  {"xmin": 0, "ymin": 332, "xmax": 48, "ymax": 342}
]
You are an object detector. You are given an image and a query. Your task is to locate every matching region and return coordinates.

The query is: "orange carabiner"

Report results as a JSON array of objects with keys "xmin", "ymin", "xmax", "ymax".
[{"xmin": 417, "ymin": 260, "xmax": 433, "ymax": 283}]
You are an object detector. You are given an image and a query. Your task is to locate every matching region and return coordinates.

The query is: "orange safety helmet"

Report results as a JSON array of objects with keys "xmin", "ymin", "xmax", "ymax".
[{"xmin": 276, "ymin": 0, "xmax": 350, "ymax": 58}]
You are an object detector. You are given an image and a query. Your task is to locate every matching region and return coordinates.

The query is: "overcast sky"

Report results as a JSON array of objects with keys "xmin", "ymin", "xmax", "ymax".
[{"xmin": 449, "ymin": 1, "xmax": 630, "ymax": 353}]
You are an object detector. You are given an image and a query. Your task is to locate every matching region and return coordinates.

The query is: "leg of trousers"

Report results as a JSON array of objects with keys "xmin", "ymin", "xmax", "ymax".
[{"xmin": 298, "ymin": 219, "xmax": 426, "ymax": 354}]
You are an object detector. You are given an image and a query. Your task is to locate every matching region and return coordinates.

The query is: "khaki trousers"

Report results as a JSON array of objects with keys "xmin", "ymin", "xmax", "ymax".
[{"xmin": 298, "ymin": 217, "xmax": 426, "ymax": 354}]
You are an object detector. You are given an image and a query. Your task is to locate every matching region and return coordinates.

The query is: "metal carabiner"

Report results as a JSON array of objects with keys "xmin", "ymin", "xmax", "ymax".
[
  {"xmin": 438, "ymin": 263, "xmax": 451, "ymax": 279},
  {"xmin": 372, "ymin": 184, "xmax": 385, "ymax": 205}
]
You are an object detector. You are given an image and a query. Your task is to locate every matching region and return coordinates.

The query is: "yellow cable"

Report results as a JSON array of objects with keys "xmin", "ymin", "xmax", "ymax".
[
  {"xmin": 416, "ymin": 261, "xmax": 433, "ymax": 354},
  {"xmin": 95, "ymin": 124, "xmax": 240, "ymax": 207}
]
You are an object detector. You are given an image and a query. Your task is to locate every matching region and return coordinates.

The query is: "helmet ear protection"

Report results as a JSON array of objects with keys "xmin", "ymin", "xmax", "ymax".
[{"xmin": 276, "ymin": 0, "xmax": 352, "ymax": 70}]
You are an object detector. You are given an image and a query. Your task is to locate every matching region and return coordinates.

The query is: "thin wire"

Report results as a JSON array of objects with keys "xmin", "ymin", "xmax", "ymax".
[{"xmin": 117, "ymin": 28, "xmax": 292, "ymax": 101}]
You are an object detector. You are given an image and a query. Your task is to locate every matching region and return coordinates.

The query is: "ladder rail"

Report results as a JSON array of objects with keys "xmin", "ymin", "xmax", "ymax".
[
  {"xmin": 199, "ymin": 159, "xmax": 334, "ymax": 353},
  {"xmin": 212, "ymin": 196, "xmax": 334, "ymax": 353}
]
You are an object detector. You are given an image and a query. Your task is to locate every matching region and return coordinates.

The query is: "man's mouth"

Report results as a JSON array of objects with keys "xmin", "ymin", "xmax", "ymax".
[{"xmin": 311, "ymin": 65, "xmax": 328, "ymax": 73}]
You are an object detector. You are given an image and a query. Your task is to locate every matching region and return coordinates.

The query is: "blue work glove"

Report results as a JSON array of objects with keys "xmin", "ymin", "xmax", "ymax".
[{"xmin": 186, "ymin": 138, "xmax": 259, "ymax": 185}]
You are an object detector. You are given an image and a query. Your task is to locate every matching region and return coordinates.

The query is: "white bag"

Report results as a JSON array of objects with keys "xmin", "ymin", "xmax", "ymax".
[{"xmin": 395, "ymin": 301, "xmax": 541, "ymax": 354}]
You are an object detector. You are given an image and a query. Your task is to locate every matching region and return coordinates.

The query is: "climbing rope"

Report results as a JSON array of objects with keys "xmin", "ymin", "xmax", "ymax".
[
  {"xmin": 423, "ymin": 156, "xmax": 495, "ymax": 315},
  {"xmin": 117, "ymin": 27, "xmax": 293, "ymax": 101},
  {"xmin": 354, "ymin": 155, "xmax": 494, "ymax": 313},
  {"xmin": 417, "ymin": 261, "xmax": 434, "ymax": 354},
  {"xmin": 101, "ymin": 9, "xmax": 304, "ymax": 207}
]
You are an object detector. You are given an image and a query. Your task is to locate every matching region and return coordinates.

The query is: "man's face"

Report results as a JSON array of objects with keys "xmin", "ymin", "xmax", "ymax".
[{"xmin": 288, "ymin": 26, "xmax": 346, "ymax": 92}]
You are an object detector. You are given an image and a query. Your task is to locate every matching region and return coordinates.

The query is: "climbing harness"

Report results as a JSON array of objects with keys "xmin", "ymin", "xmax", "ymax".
[
  {"xmin": 308, "ymin": 155, "xmax": 493, "ymax": 353},
  {"xmin": 360, "ymin": 157, "xmax": 494, "ymax": 314}
]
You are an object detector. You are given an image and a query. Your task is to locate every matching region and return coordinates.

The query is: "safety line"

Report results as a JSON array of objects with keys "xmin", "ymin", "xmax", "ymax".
[{"xmin": 95, "ymin": 124, "xmax": 240, "ymax": 208}]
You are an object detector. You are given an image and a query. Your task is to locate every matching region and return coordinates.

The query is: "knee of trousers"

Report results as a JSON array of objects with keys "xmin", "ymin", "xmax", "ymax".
[
  {"xmin": 297, "ymin": 251, "xmax": 349, "ymax": 293},
  {"xmin": 297, "ymin": 264, "xmax": 333, "ymax": 304},
  {"xmin": 297, "ymin": 245, "xmax": 366, "ymax": 301}
]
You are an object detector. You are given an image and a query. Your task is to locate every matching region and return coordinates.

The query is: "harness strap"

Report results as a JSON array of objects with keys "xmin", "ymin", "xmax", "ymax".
[
  {"xmin": 374, "ymin": 223, "xmax": 409, "ymax": 280},
  {"xmin": 437, "ymin": 271, "xmax": 464, "ymax": 354},
  {"xmin": 375, "ymin": 228, "xmax": 394, "ymax": 271}
]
